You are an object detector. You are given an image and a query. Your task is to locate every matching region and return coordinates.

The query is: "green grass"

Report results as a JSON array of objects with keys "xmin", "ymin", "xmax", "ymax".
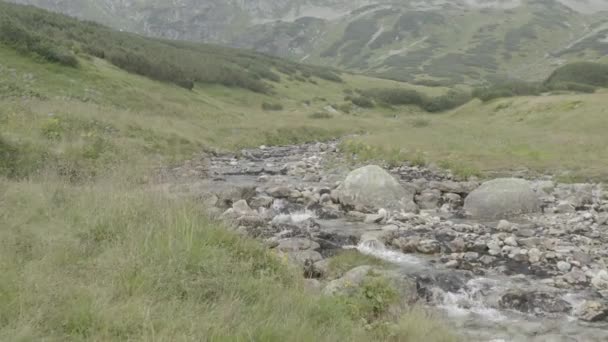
[
  {"xmin": 326, "ymin": 250, "xmax": 389, "ymax": 279},
  {"xmin": 342, "ymin": 91, "xmax": 608, "ymax": 181}
]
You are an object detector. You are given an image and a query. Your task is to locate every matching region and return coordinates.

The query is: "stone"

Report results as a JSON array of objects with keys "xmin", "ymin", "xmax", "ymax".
[
  {"xmin": 497, "ymin": 220, "xmax": 514, "ymax": 232},
  {"xmin": 416, "ymin": 189, "xmax": 442, "ymax": 210},
  {"xmin": 313, "ymin": 259, "xmax": 331, "ymax": 278},
  {"xmin": 575, "ymin": 301, "xmax": 608, "ymax": 322},
  {"xmin": 557, "ymin": 261, "xmax": 572, "ymax": 272},
  {"xmin": 448, "ymin": 237, "xmax": 467, "ymax": 253},
  {"xmin": 443, "ymin": 193, "xmax": 463, "ymax": 207},
  {"xmin": 216, "ymin": 185, "xmax": 257, "ymax": 208},
  {"xmin": 337, "ymin": 165, "xmax": 417, "ymax": 213},
  {"xmin": 287, "ymin": 250, "xmax": 323, "ymax": 266},
  {"xmin": 464, "ymin": 252, "xmax": 479, "ymax": 262},
  {"xmin": 267, "ymin": 186, "xmax": 292, "ymax": 198},
  {"xmin": 499, "ymin": 291, "xmax": 572, "ymax": 314},
  {"xmin": 417, "ymin": 239, "xmax": 441, "ymax": 254},
  {"xmin": 323, "ymin": 266, "xmax": 374, "ymax": 296},
  {"xmin": 464, "ymin": 178, "xmax": 541, "ymax": 219},
  {"xmin": 445, "ymin": 260, "xmax": 459, "ymax": 268},
  {"xmin": 346, "ymin": 211, "xmax": 366, "ymax": 222},
  {"xmin": 504, "ymin": 236, "xmax": 518, "ymax": 247},
  {"xmin": 249, "ymin": 195, "xmax": 274, "ymax": 209},
  {"xmin": 232, "ymin": 199, "xmax": 254, "ymax": 216},
  {"xmin": 528, "ymin": 248, "xmax": 542, "ymax": 263},
  {"xmin": 555, "ymin": 201, "xmax": 576, "ymax": 214},
  {"xmin": 479, "ymin": 255, "xmax": 496, "ymax": 265},
  {"xmin": 591, "ymin": 270, "xmax": 608, "ymax": 291}
]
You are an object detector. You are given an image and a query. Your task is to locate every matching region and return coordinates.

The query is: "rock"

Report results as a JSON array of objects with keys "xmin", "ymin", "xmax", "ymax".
[
  {"xmin": 338, "ymin": 165, "xmax": 417, "ymax": 213},
  {"xmin": 346, "ymin": 211, "xmax": 366, "ymax": 222},
  {"xmin": 267, "ymin": 186, "xmax": 292, "ymax": 198},
  {"xmin": 504, "ymin": 236, "xmax": 519, "ymax": 247},
  {"xmin": 276, "ymin": 238, "xmax": 320, "ymax": 252},
  {"xmin": 528, "ymin": 248, "xmax": 542, "ymax": 263},
  {"xmin": 479, "ymin": 255, "xmax": 496, "ymax": 265},
  {"xmin": 232, "ymin": 199, "xmax": 254, "ymax": 216},
  {"xmin": 555, "ymin": 201, "xmax": 576, "ymax": 214},
  {"xmin": 464, "ymin": 252, "xmax": 479, "ymax": 262},
  {"xmin": 313, "ymin": 259, "xmax": 330, "ymax": 278},
  {"xmin": 497, "ymin": 220, "xmax": 514, "ymax": 232},
  {"xmin": 443, "ymin": 193, "xmax": 463, "ymax": 207},
  {"xmin": 236, "ymin": 215, "xmax": 266, "ymax": 228},
  {"xmin": 448, "ymin": 237, "xmax": 467, "ymax": 253},
  {"xmin": 319, "ymin": 193, "xmax": 332, "ymax": 204},
  {"xmin": 557, "ymin": 261, "xmax": 572, "ymax": 273},
  {"xmin": 216, "ymin": 185, "xmax": 257, "ymax": 208},
  {"xmin": 416, "ymin": 189, "xmax": 442, "ymax": 210},
  {"xmin": 417, "ymin": 239, "xmax": 441, "ymax": 254},
  {"xmin": 323, "ymin": 266, "xmax": 373, "ymax": 296},
  {"xmin": 575, "ymin": 301, "xmax": 608, "ymax": 322},
  {"xmin": 445, "ymin": 260, "xmax": 459, "ymax": 268},
  {"xmin": 591, "ymin": 270, "xmax": 608, "ymax": 291},
  {"xmin": 499, "ymin": 291, "xmax": 572, "ymax": 314},
  {"xmin": 287, "ymin": 250, "xmax": 323, "ymax": 266},
  {"xmin": 429, "ymin": 180, "xmax": 478, "ymax": 194},
  {"xmin": 249, "ymin": 195, "xmax": 274, "ymax": 209},
  {"xmin": 464, "ymin": 178, "xmax": 541, "ymax": 219}
]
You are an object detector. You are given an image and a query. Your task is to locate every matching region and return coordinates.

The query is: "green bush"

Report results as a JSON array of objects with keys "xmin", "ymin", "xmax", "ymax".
[
  {"xmin": 473, "ymin": 80, "xmax": 543, "ymax": 102},
  {"xmin": 361, "ymin": 88, "xmax": 428, "ymax": 107},
  {"xmin": 261, "ymin": 102, "xmax": 284, "ymax": 111},
  {"xmin": 350, "ymin": 96, "xmax": 375, "ymax": 108},
  {"xmin": 547, "ymin": 81, "xmax": 596, "ymax": 93},
  {"xmin": 545, "ymin": 62, "xmax": 608, "ymax": 88},
  {"xmin": 0, "ymin": 16, "xmax": 79, "ymax": 68},
  {"xmin": 308, "ymin": 112, "xmax": 332, "ymax": 119},
  {"xmin": 423, "ymin": 90, "xmax": 471, "ymax": 112}
]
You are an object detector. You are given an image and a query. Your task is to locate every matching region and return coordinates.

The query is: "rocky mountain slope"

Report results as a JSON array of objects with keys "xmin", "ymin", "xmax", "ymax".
[{"xmin": 9, "ymin": 0, "xmax": 608, "ymax": 84}]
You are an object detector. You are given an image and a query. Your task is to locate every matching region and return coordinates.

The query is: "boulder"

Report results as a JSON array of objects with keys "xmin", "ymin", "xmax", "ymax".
[
  {"xmin": 338, "ymin": 165, "xmax": 417, "ymax": 213},
  {"xmin": 575, "ymin": 301, "xmax": 608, "ymax": 322},
  {"xmin": 499, "ymin": 291, "xmax": 572, "ymax": 314},
  {"xmin": 416, "ymin": 189, "xmax": 442, "ymax": 210},
  {"xmin": 464, "ymin": 178, "xmax": 541, "ymax": 219}
]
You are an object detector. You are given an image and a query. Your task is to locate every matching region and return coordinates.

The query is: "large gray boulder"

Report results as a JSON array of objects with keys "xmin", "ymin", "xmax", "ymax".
[
  {"xmin": 338, "ymin": 165, "xmax": 417, "ymax": 213},
  {"xmin": 464, "ymin": 178, "xmax": 540, "ymax": 219}
]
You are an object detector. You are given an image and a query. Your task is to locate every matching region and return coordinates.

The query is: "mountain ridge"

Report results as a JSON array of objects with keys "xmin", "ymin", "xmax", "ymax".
[{"xmin": 7, "ymin": 0, "xmax": 608, "ymax": 84}]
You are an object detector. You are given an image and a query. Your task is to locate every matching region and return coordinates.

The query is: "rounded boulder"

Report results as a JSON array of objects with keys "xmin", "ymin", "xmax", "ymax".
[
  {"xmin": 464, "ymin": 178, "xmax": 540, "ymax": 219},
  {"xmin": 338, "ymin": 165, "xmax": 417, "ymax": 213}
]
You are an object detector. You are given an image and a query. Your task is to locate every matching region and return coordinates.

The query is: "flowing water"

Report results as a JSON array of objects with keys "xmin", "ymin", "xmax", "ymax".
[{"xmin": 355, "ymin": 238, "xmax": 608, "ymax": 342}]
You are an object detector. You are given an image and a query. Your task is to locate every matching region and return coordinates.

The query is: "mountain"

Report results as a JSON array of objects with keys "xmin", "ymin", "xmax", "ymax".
[{"xmin": 8, "ymin": 0, "xmax": 608, "ymax": 84}]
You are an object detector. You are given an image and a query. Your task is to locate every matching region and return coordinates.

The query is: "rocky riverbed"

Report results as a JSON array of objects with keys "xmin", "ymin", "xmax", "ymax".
[{"xmin": 158, "ymin": 141, "xmax": 608, "ymax": 342}]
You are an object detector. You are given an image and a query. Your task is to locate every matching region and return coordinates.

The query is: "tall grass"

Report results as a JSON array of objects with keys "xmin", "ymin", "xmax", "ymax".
[{"xmin": 0, "ymin": 178, "xmax": 456, "ymax": 341}]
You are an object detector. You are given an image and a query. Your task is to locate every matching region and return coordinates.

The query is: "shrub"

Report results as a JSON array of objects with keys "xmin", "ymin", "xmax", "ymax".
[
  {"xmin": 473, "ymin": 80, "xmax": 543, "ymax": 102},
  {"xmin": 350, "ymin": 96, "xmax": 375, "ymax": 108},
  {"xmin": 545, "ymin": 62, "xmax": 608, "ymax": 88},
  {"xmin": 423, "ymin": 90, "xmax": 471, "ymax": 112},
  {"xmin": 361, "ymin": 88, "xmax": 428, "ymax": 107},
  {"xmin": 546, "ymin": 81, "xmax": 596, "ymax": 93},
  {"xmin": 411, "ymin": 117, "xmax": 431, "ymax": 128},
  {"xmin": 261, "ymin": 102, "xmax": 284, "ymax": 111},
  {"xmin": 308, "ymin": 112, "xmax": 332, "ymax": 119},
  {"xmin": 337, "ymin": 103, "xmax": 353, "ymax": 114}
]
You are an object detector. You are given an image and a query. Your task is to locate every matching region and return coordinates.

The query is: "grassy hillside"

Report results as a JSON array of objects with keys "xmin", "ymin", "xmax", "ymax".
[{"xmin": 8, "ymin": 0, "xmax": 608, "ymax": 86}]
